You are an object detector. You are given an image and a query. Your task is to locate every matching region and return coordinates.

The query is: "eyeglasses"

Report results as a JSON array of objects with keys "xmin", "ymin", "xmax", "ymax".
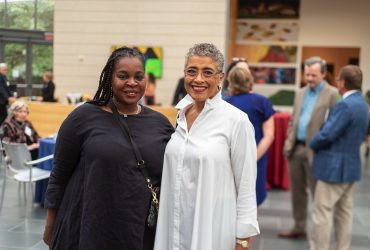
[
  {"xmin": 232, "ymin": 57, "xmax": 248, "ymax": 63},
  {"xmin": 184, "ymin": 68, "xmax": 220, "ymax": 79}
]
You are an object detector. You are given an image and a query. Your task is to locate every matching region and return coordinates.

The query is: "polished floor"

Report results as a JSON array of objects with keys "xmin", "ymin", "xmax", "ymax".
[{"xmin": 0, "ymin": 164, "xmax": 369, "ymax": 250}]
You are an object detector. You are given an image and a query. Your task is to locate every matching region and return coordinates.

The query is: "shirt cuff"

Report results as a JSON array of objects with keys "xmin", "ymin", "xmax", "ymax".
[{"xmin": 236, "ymin": 221, "xmax": 260, "ymax": 238}]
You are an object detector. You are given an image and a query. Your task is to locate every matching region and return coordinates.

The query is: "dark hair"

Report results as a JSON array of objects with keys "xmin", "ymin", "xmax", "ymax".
[
  {"xmin": 304, "ymin": 56, "xmax": 327, "ymax": 74},
  {"xmin": 89, "ymin": 47, "xmax": 145, "ymax": 106},
  {"xmin": 340, "ymin": 65, "xmax": 362, "ymax": 91}
]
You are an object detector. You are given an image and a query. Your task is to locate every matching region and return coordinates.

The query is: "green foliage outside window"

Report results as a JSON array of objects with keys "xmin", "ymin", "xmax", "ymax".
[
  {"xmin": 0, "ymin": 0, "xmax": 54, "ymax": 31},
  {"xmin": 32, "ymin": 45, "xmax": 53, "ymax": 84}
]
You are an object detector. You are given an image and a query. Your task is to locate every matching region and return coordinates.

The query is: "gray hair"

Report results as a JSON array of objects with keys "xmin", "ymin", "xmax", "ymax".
[
  {"xmin": 8, "ymin": 101, "xmax": 29, "ymax": 117},
  {"xmin": 185, "ymin": 43, "xmax": 224, "ymax": 72},
  {"xmin": 0, "ymin": 63, "xmax": 7, "ymax": 69},
  {"xmin": 304, "ymin": 56, "xmax": 327, "ymax": 74}
]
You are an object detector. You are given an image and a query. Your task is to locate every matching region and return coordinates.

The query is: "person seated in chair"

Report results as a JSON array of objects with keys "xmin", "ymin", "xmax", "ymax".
[{"xmin": 1, "ymin": 101, "xmax": 40, "ymax": 160}]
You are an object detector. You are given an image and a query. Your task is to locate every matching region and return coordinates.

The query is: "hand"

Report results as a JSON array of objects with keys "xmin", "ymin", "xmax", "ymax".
[
  {"xmin": 27, "ymin": 143, "xmax": 39, "ymax": 151},
  {"xmin": 44, "ymin": 209, "xmax": 57, "ymax": 247},
  {"xmin": 8, "ymin": 96, "xmax": 16, "ymax": 104},
  {"xmin": 43, "ymin": 224, "xmax": 53, "ymax": 246},
  {"xmin": 235, "ymin": 244, "xmax": 249, "ymax": 250},
  {"xmin": 235, "ymin": 237, "xmax": 253, "ymax": 250}
]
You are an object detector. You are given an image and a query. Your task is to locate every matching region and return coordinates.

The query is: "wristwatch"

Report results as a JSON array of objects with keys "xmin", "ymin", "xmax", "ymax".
[{"xmin": 236, "ymin": 239, "xmax": 249, "ymax": 249}]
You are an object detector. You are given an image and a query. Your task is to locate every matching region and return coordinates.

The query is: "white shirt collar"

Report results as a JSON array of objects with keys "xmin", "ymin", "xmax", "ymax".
[
  {"xmin": 175, "ymin": 92, "xmax": 222, "ymax": 111},
  {"xmin": 343, "ymin": 90, "xmax": 359, "ymax": 99}
]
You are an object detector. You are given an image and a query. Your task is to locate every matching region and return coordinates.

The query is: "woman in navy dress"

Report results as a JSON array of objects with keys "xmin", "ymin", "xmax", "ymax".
[{"xmin": 224, "ymin": 67, "xmax": 275, "ymax": 206}]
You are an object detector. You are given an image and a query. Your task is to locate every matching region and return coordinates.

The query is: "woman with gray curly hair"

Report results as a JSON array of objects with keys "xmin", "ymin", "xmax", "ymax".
[
  {"xmin": 154, "ymin": 43, "xmax": 260, "ymax": 250},
  {"xmin": 1, "ymin": 100, "xmax": 40, "ymax": 160}
]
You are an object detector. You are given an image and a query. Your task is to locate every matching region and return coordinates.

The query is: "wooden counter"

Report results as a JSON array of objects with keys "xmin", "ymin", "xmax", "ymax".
[
  {"xmin": 27, "ymin": 102, "xmax": 76, "ymax": 137},
  {"xmin": 27, "ymin": 102, "xmax": 178, "ymax": 137}
]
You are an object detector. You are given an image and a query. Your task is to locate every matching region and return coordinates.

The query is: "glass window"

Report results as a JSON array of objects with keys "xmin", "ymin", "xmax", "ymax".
[
  {"xmin": 7, "ymin": 0, "xmax": 35, "ymax": 30},
  {"xmin": 4, "ymin": 43, "xmax": 27, "ymax": 96},
  {"xmin": 5, "ymin": 43, "xmax": 27, "ymax": 84},
  {"xmin": 32, "ymin": 44, "xmax": 53, "ymax": 84},
  {"xmin": 36, "ymin": 0, "xmax": 53, "ymax": 31},
  {"xmin": 0, "ymin": 1, "xmax": 6, "ymax": 28},
  {"xmin": 0, "ymin": 0, "xmax": 53, "ymax": 31}
]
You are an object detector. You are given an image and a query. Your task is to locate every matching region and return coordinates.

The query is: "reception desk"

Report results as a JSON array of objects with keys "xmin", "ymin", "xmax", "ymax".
[
  {"xmin": 27, "ymin": 102, "xmax": 178, "ymax": 137},
  {"xmin": 27, "ymin": 102, "xmax": 76, "ymax": 137},
  {"xmin": 266, "ymin": 112, "xmax": 291, "ymax": 190}
]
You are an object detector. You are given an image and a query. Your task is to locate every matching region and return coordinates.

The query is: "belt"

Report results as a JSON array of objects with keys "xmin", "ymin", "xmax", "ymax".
[{"xmin": 296, "ymin": 140, "xmax": 306, "ymax": 146}]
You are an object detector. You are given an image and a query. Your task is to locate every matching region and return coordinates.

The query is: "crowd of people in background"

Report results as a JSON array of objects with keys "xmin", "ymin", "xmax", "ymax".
[{"xmin": 0, "ymin": 44, "xmax": 369, "ymax": 250}]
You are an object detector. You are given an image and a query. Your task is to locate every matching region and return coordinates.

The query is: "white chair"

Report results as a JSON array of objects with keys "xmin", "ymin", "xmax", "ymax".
[{"xmin": 0, "ymin": 141, "xmax": 53, "ymax": 211}]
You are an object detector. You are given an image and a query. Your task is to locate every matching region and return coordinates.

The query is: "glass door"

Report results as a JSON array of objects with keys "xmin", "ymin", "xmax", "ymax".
[
  {"xmin": 4, "ymin": 42, "xmax": 27, "ymax": 96},
  {"xmin": 0, "ymin": 29, "xmax": 53, "ymax": 97}
]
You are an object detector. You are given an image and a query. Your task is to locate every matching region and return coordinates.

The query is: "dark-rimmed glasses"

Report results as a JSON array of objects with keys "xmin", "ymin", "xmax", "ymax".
[{"xmin": 184, "ymin": 68, "xmax": 221, "ymax": 79}]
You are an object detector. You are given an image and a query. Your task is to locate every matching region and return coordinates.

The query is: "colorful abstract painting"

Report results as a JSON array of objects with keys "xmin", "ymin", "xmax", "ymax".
[
  {"xmin": 235, "ymin": 44, "xmax": 297, "ymax": 63},
  {"xmin": 111, "ymin": 45, "xmax": 163, "ymax": 78},
  {"xmin": 250, "ymin": 66, "xmax": 296, "ymax": 84}
]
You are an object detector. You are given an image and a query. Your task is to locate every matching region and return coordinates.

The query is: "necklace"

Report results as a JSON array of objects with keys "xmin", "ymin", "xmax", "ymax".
[{"xmin": 117, "ymin": 104, "xmax": 142, "ymax": 117}]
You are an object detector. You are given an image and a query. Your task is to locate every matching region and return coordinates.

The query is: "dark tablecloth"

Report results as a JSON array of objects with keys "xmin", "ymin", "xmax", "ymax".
[{"xmin": 35, "ymin": 137, "xmax": 55, "ymax": 204}]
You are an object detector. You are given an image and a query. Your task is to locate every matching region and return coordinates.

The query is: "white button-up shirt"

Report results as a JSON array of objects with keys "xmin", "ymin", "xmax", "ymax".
[{"xmin": 154, "ymin": 94, "xmax": 260, "ymax": 250}]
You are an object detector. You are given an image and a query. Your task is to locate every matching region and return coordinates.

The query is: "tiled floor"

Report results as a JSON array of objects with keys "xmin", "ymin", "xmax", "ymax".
[{"xmin": 0, "ymin": 164, "xmax": 369, "ymax": 250}]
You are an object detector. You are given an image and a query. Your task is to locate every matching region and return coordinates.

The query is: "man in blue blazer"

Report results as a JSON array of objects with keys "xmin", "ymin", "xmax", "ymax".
[{"xmin": 309, "ymin": 65, "xmax": 369, "ymax": 250}]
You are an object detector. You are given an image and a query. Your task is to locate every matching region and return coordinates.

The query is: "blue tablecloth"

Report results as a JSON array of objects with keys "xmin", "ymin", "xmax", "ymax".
[{"xmin": 35, "ymin": 137, "xmax": 56, "ymax": 204}]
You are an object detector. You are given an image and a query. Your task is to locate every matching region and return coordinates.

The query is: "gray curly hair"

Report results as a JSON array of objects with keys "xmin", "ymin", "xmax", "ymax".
[
  {"xmin": 185, "ymin": 43, "xmax": 224, "ymax": 72},
  {"xmin": 8, "ymin": 100, "xmax": 29, "ymax": 117}
]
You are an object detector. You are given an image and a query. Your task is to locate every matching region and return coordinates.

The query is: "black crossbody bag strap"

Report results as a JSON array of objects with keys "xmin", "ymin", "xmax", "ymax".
[{"xmin": 109, "ymin": 101, "xmax": 159, "ymax": 204}]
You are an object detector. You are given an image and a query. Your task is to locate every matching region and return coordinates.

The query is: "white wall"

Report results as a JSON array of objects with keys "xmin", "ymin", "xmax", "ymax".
[
  {"xmin": 54, "ymin": 0, "xmax": 228, "ymax": 105},
  {"xmin": 54, "ymin": 0, "xmax": 370, "ymax": 104}
]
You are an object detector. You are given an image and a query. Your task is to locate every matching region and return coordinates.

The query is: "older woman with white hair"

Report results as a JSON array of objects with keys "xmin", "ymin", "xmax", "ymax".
[{"xmin": 1, "ymin": 100, "xmax": 40, "ymax": 160}]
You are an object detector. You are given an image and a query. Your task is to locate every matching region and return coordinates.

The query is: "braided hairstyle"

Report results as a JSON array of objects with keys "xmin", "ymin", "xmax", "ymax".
[{"xmin": 89, "ymin": 46, "xmax": 145, "ymax": 106}]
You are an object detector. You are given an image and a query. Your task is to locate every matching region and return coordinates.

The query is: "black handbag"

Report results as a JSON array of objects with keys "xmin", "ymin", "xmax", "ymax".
[{"xmin": 110, "ymin": 101, "xmax": 159, "ymax": 228}]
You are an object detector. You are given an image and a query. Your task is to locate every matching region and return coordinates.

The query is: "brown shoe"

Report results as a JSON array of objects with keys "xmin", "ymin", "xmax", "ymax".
[{"xmin": 278, "ymin": 230, "xmax": 307, "ymax": 239}]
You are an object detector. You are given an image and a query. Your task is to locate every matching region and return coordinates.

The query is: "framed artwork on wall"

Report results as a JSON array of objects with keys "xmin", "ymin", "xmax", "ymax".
[
  {"xmin": 236, "ymin": 20, "xmax": 299, "ymax": 42},
  {"xmin": 111, "ymin": 45, "xmax": 163, "ymax": 79},
  {"xmin": 235, "ymin": 44, "xmax": 297, "ymax": 63},
  {"xmin": 238, "ymin": 0, "xmax": 300, "ymax": 19},
  {"xmin": 250, "ymin": 66, "xmax": 296, "ymax": 85},
  {"xmin": 231, "ymin": 0, "xmax": 300, "ymax": 86}
]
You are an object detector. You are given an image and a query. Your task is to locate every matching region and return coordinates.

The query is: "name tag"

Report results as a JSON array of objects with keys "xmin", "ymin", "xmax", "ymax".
[{"xmin": 25, "ymin": 126, "xmax": 32, "ymax": 136}]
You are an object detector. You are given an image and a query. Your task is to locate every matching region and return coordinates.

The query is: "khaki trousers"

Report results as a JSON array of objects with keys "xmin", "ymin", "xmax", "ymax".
[
  {"xmin": 309, "ymin": 180, "xmax": 355, "ymax": 250},
  {"xmin": 287, "ymin": 144, "xmax": 316, "ymax": 232}
]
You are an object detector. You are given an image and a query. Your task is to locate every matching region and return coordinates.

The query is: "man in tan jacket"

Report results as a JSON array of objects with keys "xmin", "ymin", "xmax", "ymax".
[{"xmin": 278, "ymin": 57, "xmax": 338, "ymax": 239}]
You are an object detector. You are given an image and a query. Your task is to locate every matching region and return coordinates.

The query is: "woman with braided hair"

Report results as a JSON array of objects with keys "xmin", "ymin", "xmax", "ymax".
[{"xmin": 43, "ymin": 47, "xmax": 174, "ymax": 250}]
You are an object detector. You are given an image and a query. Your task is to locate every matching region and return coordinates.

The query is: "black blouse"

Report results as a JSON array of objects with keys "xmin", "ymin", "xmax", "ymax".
[{"xmin": 45, "ymin": 103, "xmax": 174, "ymax": 250}]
